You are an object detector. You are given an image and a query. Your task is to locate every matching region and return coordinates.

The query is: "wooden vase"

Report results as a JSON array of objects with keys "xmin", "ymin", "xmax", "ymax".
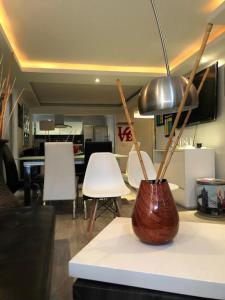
[{"xmin": 132, "ymin": 180, "xmax": 179, "ymax": 245}]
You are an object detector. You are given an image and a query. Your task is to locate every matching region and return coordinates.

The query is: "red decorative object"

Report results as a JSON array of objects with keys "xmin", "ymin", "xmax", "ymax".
[
  {"xmin": 118, "ymin": 126, "xmax": 132, "ymax": 142},
  {"xmin": 73, "ymin": 144, "xmax": 79, "ymax": 154},
  {"xmin": 132, "ymin": 180, "xmax": 179, "ymax": 245}
]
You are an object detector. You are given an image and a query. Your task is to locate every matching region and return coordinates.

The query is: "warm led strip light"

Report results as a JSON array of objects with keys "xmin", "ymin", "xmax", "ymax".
[
  {"xmin": 0, "ymin": 0, "xmax": 224, "ymax": 74},
  {"xmin": 21, "ymin": 61, "xmax": 166, "ymax": 74},
  {"xmin": 171, "ymin": 25, "xmax": 225, "ymax": 69},
  {"xmin": 206, "ymin": 0, "xmax": 225, "ymax": 12}
]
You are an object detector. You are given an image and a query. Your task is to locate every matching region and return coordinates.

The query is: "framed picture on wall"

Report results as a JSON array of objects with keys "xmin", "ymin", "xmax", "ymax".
[
  {"xmin": 164, "ymin": 114, "xmax": 174, "ymax": 137},
  {"xmin": 156, "ymin": 115, "xmax": 164, "ymax": 126}
]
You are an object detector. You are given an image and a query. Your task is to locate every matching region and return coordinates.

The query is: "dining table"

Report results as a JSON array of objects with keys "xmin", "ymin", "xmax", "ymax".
[{"xmin": 17, "ymin": 153, "xmax": 127, "ymax": 205}]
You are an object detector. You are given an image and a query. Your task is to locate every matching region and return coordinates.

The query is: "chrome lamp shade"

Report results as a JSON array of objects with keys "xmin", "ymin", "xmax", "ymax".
[{"xmin": 138, "ymin": 76, "xmax": 199, "ymax": 116}]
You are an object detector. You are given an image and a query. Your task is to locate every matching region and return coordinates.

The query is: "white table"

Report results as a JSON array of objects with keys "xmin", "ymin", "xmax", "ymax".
[
  {"xmin": 69, "ymin": 217, "xmax": 225, "ymax": 299},
  {"xmin": 17, "ymin": 153, "xmax": 127, "ymax": 164}
]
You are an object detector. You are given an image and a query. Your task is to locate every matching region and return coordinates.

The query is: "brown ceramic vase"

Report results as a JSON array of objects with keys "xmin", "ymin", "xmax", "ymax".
[{"xmin": 132, "ymin": 179, "xmax": 179, "ymax": 245}]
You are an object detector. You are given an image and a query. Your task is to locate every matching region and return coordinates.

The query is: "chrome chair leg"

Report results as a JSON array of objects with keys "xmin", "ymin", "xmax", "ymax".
[
  {"xmin": 84, "ymin": 200, "xmax": 87, "ymax": 220},
  {"xmin": 113, "ymin": 197, "xmax": 121, "ymax": 217},
  {"xmin": 72, "ymin": 199, "xmax": 76, "ymax": 219}
]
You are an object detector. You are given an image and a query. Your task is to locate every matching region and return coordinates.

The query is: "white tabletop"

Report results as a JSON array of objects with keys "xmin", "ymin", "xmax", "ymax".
[
  {"xmin": 17, "ymin": 153, "xmax": 127, "ymax": 161},
  {"xmin": 17, "ymin": 154, "xmax": 84, "ymax": 161},
  {"xmin": 21, "ymin": 153, "xmax": 127, "ymax": 167},
  {"xmin": 69, "ymin": 217, "xmax": 225, "ymax": 299}
]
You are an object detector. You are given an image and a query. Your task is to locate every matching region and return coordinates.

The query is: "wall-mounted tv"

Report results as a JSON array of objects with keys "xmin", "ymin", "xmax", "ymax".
[{"xmin": 176, "ymin": 62, "xmax": 218, "ymax": 127}]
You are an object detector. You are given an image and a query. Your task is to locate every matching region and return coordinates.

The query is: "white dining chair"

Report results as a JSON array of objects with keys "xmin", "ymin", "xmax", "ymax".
[
  {"xmin": 127, "ymin": 151, "xmax": 179, "ymax": 191},
  {"xmin": 43, "ymin": 142, "xmax": 77, "ymax": 219},
  {"xmin": 130, "ymin": 141, "xmax": 141, "ymax": 152},
  {"xmin": 83, "ymin": 152, "xmax": 130, "ymax": 235},
  {"xmin": 122, "ymin": 142, "xmax": 141, "ymax": 184}
]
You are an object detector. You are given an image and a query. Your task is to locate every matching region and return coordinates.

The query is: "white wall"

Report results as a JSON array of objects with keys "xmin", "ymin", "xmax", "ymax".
[
  {"xmin": 155, "ymin": 65, "xmax": 225, "ymax": 178},
  {"xmin": 105, "ymin": 115, "xmax": 115, "ymax": 151},
  {"xmin": 134, "ymin": 117, "xmax": 155, "ymax": 158},
  {"xmin": 0, "ymin": 28, "xmax": 39, "ymax": 157},
  {"xmin": 115, "ymin": 106, "xmax": 155, "ymax": 172}
]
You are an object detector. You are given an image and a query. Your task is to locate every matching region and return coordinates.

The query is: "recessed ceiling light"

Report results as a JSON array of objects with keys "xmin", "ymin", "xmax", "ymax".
[{"xmin": 95, "ymin": 78, "xmax": 100, "ymax": 83}]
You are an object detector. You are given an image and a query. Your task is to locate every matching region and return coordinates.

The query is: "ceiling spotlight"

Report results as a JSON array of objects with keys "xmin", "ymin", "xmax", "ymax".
[{"xmin": 95, "ymin": 78, "xmax": 100, "ymax": 83}]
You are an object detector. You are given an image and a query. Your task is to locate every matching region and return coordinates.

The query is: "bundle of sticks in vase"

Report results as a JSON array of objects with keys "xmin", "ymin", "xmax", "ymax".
[
  {"xmin": 116, "ymin": 23, "xmax": 213, "ymax": 184},
  {"xmin": 0, "ymin": 53, "xmax": 24, "ymax": 138}
]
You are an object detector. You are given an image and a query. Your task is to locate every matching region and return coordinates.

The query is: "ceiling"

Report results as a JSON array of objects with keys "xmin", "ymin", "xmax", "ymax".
[
  {"xmin": 30, "ymin": 82, "xmax": 141, "ymax": 106},
  {"xmin": 0, "ymin": 0, "xmax": 225, "ymax": 110}
]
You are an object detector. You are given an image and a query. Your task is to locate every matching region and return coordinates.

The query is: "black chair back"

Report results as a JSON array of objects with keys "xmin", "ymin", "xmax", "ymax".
[
  {"xmin": 39, "ymin": 142, "xmax": 45, "ymax": 155},
  {"xmin": 84, "ymin": 141, "xmax": 112, "ymax": 167},
  {"xmin": 2, "ymin": 144, "xmax": 21, "ymax": 193}
]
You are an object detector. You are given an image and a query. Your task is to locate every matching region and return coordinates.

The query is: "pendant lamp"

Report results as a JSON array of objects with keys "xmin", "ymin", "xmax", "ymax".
[{"xmin": 138, "ymin": 0, "xmax": 199, "ymax": 116}]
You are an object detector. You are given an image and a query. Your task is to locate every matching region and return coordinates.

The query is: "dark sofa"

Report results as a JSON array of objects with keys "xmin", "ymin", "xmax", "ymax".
[
  {"xmin": 0, "ymin": 141, "xmax": 55, "ymax": 300},
  {"xmin": 0, "ymin": 206, "xmax": 55, "ymax": 300}
]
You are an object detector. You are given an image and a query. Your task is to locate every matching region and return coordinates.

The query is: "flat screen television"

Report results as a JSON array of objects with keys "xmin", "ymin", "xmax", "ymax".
[{"xmin": 176, "ymin": 62, "xmax": 218, "ymax": 127}]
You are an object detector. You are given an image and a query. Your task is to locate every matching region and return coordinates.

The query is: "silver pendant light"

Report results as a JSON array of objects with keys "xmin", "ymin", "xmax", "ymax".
[{"xmin": 138, "ymin": 0, "xmax": 199, "ymax": 116}]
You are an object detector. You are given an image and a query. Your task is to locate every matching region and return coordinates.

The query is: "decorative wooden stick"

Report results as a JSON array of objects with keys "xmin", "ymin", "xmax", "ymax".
[
  {"xmin": 0, "ymin": 79, "xmax": 16, "ymax": 137},
  {"xmin": 159, "ymin": 67, "xmax": 210, "ymax": 181},
  {"xmin": 116, "ymin": 79, "xmax": 148, "ymax": 181},
  {"xmin": 0, "ymin": 54, "xmax": 3, "ymax": 88},
  {"xmin": 0, "ymin": 78, "xmax": 6, "ymax": 98},
  {"xmin": 0, "ymin": 54, "xmax": 3, "ymax": 66},
  {"xmin": 2, "ymin": 78, "xmax": 16, "ymax": 114},
  {"xmin": 0, "ymin": 51, "xmax": 17, "ymax": 139},
  {"xmin": 156, "ymin": 23, "xmax": 213, "ymax": 181}
]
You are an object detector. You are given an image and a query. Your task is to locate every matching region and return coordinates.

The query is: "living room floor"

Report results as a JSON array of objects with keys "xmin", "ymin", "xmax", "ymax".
[
  {"xmin": 50, "ymin": 196, "xmax": 135, "ymax": 300},
  {"xmin": 49, "ymin": 190, "xmax": 224, "ymax": 300}
]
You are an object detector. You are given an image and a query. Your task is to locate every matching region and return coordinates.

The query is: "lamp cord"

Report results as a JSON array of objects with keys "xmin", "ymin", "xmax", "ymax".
[{"xmin": 150, "ymin": 0, "xmax": 170, "ymax": 77}]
